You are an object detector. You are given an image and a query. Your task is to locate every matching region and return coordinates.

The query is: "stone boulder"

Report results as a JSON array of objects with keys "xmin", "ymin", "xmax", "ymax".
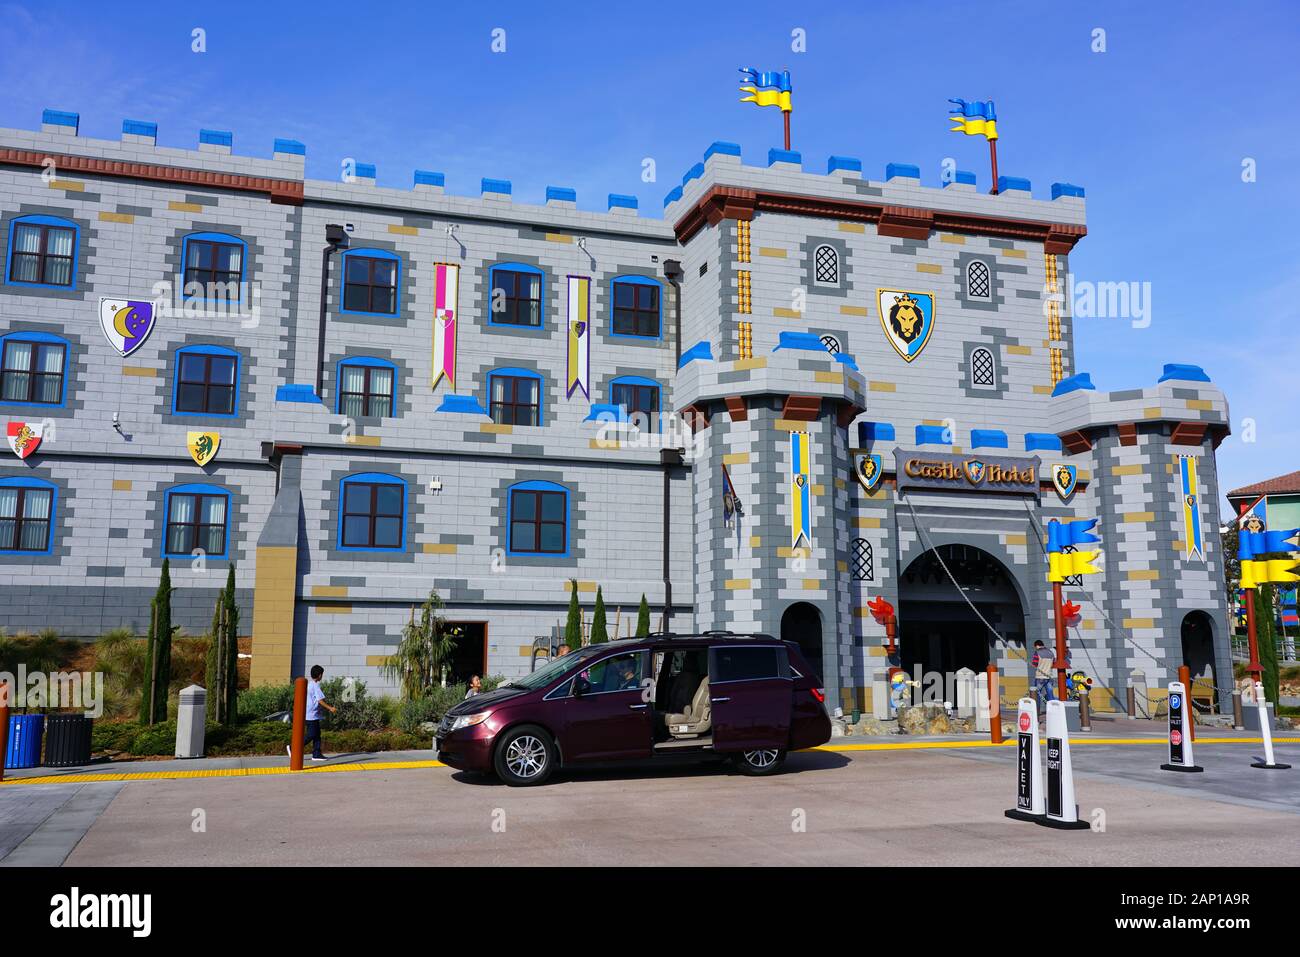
[{"xmin": 897, "ymin": 704, "xmax": 949, "ymax": 735}]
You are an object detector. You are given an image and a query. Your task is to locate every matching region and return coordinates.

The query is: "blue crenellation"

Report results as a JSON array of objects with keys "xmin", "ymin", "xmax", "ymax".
[
  {"xmin": 199, "ymin": 129, "xmax": 232, "ymax": 148},
  {"xmin": 42, "ymin": 109, "xmax": 79, "ymax": 131},
  {"xmin": 858, "ymin": 421, "xmax": 895, "ymax": 444},
  {"xmin": 1051, "ymin": 182, "xmax": 1085, "ymax": 199},
  {"xmin": 704, "ymin": 141, "xmax": 741, "ymax": 161},
  {"xmin": 915, "ymin": 424, "xmax": 950, "ymax": 446},
  {"xmin": 834, "ymin": 353, "xmax": 859, "ymax": 371},
  {"xmin": 122, "ymin": 119, "xmax": 157, "ymax": 138},
  {"xmin": 436, "ymin": 394, "xmax": 489, "ymax": 416},
  {"xmin": 768, "ymin": 148, "xmax": 801, "ymax": 167},
  {"xmin": 545, "ymin": 186, "xmax": 576, "ymax": 203},
  {"xmin": 481, "ymin": 178, "xmax": 512, "ymax": 195},
  {"xmin": 682, "ymin": 162, "xmax": 705, "ymax": 186},
  {"xmin": 1157, "ymin": 363, "xmax": 1210, "ymax": 384},
  {"xmin": 608, "ymin": 193, "xmax": 638, "ymax": 210},
  {"xmin": 584, "ymin": 403, "xmax": 623, "ymax": 422},
  {"xmin": 678, "ymin": 340, "xmax": 713, "ymax": 368},
  {"xmin": 886, "ymin": 162, "xmax": 920, "ymax": 181},
  {"xmin": 354, "ymin": 163, "xmax": 376, "ymax": 180},
  {"xmin": 663, "ymin": 185, "xmax": 683, "ymax": 207},
  {"xmin": 414, "ymin": 170, "xmax": 445, "ymax": 187},
  {"xmin": 275, "ymin": 384, "xmax": 319, "ymax": 404},
  {"xmin": 273, "ymin": 138, "xmax": 306, "ymax": 156},
  {"xmin": 772, "ymin": 331, "xmax": 826, "ymax": 352},
  {"xmin": 1052, "ymin": 372, "xmax": 1095, "ymax": 396},
  {"xmin": 971, "ymin": 429, "xmax": 1008, "ymax": 449},
  {"xmin": 1025, "ymin": 432, "xmax": 1063, "ymax": 452},
  {"xmin": 945, "ymin": 169, "xmax": 976, "ymax": 187},
  {"xmin": 827, "ymin": 155, "xmax": 862, "ymax": 174},
  {"xmin": 998, "ymin": 175, "xmax": 1031, "ymax": 193}
]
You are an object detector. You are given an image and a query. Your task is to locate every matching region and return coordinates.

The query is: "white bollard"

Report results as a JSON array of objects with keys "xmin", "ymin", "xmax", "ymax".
[
  {"xmin": 1250, "ymin": 680, "xmax": 1292, "ymax": 770},
  {"xmin": 955, "ymin": 667, "xmax": 976, "ymax": 718},
  {"xmin": 1004, "ymin": 698, "xmax": 1044, "ymax": 822},
  {"xmin": 1037, "ymin": 699, "xmax": 1089, "ymax": 830},
  {"xmin": 1159, "ymin": 680, "xmax": 1203, "ymax": 773},
  {"xmin": 975, "ymin": 673, "xmax": 990, "ymax": 733}
]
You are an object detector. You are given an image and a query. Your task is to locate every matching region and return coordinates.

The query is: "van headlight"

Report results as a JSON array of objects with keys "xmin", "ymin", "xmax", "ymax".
[{"xmin": 449, "ymin": 712, "xmax": 491, "ymax": 732}]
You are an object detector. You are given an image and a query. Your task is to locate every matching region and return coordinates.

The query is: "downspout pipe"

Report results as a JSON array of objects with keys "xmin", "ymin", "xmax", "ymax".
[
  {"xmin": 315, "ymin": 224, "xmax": 350, "ymax": 398},
  {"xmin": 659, "ymin": 447, "xmax": 684, "ymax": 631},
  {"xmin": 663, "ymin": 259, "xmax": 683, "ymax": 367}
]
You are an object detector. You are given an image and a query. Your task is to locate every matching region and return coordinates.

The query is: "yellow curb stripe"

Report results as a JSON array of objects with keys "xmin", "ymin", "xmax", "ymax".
[
  {"xmin": 817, "ymin": 737, "xmax": 1298, "ymax": 751},
  {"xmin": 0, "ymin": 759, "xmax": 446, "ymax": 786}
]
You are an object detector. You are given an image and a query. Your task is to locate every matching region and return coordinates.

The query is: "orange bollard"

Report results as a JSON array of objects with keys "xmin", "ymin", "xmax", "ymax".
[
  {"xmin": 289, "ymin": 676, "xmax": 307, "ymax": 771},
  {"xmin": 987, "ymin": 665, "xmax": 1002, "ymax": 744},
  {"xmin": 1178, "ymin": 665, "xmax": 1195, "ymax": 742},
  {"xmin": 0, "ymin": 680, "xmax": 9, "ymax": 783}
]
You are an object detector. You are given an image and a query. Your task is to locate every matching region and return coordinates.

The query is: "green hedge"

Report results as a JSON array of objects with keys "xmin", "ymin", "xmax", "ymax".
[{"xmin": 91, "ymin": 718, "xmax": 427, "ymax": 757}]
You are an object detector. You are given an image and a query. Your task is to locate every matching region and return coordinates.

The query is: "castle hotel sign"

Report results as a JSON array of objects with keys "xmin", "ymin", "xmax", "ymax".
[{"xmin": 893, "ymin": 449, "xmax": 1040, "ymax": 495}]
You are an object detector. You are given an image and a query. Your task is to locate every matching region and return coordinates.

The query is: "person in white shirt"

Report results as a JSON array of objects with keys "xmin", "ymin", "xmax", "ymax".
[{"xmin": 296, "ymin": 664, "xmax": 337, "ymax": 761}]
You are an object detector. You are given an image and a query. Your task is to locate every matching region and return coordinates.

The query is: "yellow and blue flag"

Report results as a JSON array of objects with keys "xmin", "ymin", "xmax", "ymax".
[
  {"xmin": 948, "ymin": 98, "xmax": 998, "ymax": 141},
  {"xmin": 790, "ymin": 431, "xmax": 812, "ymax": 549},
  {"xmin": 740, "ymin": 67, "xmax": 792, "ymax": 112},
  {"xmin": 1178, "ymin": 455, "xmax": 1203, "ymax": 560}
]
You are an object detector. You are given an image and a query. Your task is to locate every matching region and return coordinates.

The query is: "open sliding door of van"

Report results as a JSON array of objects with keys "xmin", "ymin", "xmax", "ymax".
[{"xmin": 708, "ymin": 644, "xmax": 793, "ymax": 752}]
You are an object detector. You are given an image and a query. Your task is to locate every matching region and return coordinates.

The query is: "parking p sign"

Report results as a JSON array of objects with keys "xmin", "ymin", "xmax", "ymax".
[{"xmin": 1160, "ymin": 680, "xmax": 1202, "ymax": 773}]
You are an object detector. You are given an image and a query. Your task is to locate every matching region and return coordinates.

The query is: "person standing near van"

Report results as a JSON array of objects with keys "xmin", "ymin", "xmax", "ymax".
[
  {"xmin": 1031, "ymin": 640, "xmax": 1055, "ymax": 713},
  {"xmin": 287, "ymin": 664, "xmax": 337, "ymax": 762}
]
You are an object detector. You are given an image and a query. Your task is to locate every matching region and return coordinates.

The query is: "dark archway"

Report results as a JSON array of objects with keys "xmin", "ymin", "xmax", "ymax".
[
  {"xmin": 781, "ymin": 602, "xmax": 823, "ymax": 683},
  {"xmin": 1180, "ymin": 610, "xmax": 1217, "ymax": 713},
  {"xmin": 897, "ymin": 544, "xmax": 1025, "ymax": 693}
]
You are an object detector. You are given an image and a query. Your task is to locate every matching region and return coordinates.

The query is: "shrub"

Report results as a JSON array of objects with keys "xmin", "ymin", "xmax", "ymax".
[{"xmin": 238, "ymin": 682, "xmax": 296, "ymax": 719}]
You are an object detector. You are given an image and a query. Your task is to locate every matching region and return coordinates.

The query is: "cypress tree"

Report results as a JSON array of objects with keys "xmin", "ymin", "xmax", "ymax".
[
  {"xmin": 1255, "ymin": 584, "xmax": 1280, "ymax": 706},
  {"xmin": 141, "ymin": 559, "xmax": 173, "ymax": 725},
  {"xmin": 636, "ymin": 594, "xmax": 651, "ymax": 638},
  {"xmin": 563, "ymin": 579, "xmax": 582, "ymax": 650},
  {"xmin": 222, "ymin": 565, "xmax": 239, "ymax": 723},
  {"xmin": 590, "ymin": 587, "xmax": 609, "ymax": 644}
]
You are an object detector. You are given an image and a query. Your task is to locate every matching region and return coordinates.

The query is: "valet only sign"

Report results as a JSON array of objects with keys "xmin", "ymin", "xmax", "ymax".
[{"xmin": 894, "ymin": 449, "xmax": 1040, "ymax": 495}]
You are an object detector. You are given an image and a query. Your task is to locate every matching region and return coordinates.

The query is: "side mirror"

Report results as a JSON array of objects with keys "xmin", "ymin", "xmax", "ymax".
[{"xmin": 572, "ymin": 676, "xmax": 592, "ymax": 698}]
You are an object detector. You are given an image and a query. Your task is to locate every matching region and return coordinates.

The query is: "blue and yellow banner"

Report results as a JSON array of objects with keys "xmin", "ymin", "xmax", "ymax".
[
  {"xmin": 740, "ymin": 67, "xmax": 792, "ymax": 112},
  {"xmin": 1178, "ymin": 455, "xmax": 1203, "ymax": 560},
  {"xmin": 948, "ymin": 98, "xmax": 998, "ymax": 141},
  {"xmin": 790, "ymin": 431, "xmax": 812, "ymax": 549}
]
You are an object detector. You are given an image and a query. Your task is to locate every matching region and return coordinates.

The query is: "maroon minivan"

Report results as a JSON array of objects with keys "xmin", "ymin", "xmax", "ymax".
[{"xmin": 435, "ymin": 633, "xmax": 831, "ymax": 786}]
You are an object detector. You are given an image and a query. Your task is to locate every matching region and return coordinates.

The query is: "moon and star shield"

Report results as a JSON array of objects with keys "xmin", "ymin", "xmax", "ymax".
[
  {"xmin": 99, "ymin": 298, "xmax": 157, "ymax": 357},
  {"xmin": 1053, "ymin": 463, "xmax": 1078, "ymax": 501},
  {"xmin": 854, "ymin": 452, "xmax": 883, "ymax": 492},
  {"xmin": 187, "ymin": 431, "xmax": 221, "ymax": 466},
  {"xmin": 876, "ymin": 289, "xmax": 935, "ymax": 362}
]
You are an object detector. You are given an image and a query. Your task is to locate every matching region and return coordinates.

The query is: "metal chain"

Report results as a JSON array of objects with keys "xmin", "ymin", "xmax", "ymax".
[{"xmin": 902, "ymin": 493, "xmax": 1004, "ymax": 642}]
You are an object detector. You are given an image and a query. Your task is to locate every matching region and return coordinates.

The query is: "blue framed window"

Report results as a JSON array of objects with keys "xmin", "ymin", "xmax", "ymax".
[
  {"xmin": 163, "ymin": 483, "xmax": 230, "ymax": 558},
  {"xmin": 488, "ymin": 262, "xmax": 544, "ymax": 327},
  {"xmin": 342, "ymin": 249, "xmax": 400, "ymax": 316},
  {"xmin": 6, "ymin": 215, "xmax": 78, "ymax": 288},
  {"xmin": 610, "ymin": 375, "xmax": 660, "ymax": 431},
  {"xmin": 337, "ymin": 357, "xmax": 396, "ymax": 418},
  {"xmin": 180, "ymin": 232, "xmax": 246, "ymax": 303},
  {"xmin": 339, "ymin": 473, "xmax": 406, "ymax": 551},
  {"xmin": 1, "ymin": 331, "xmax": 68, "ymax": 406},
  {"xmin": 173, "ymin": 345, "xmax": 239, "ymax": 416},
  {"xmin": 488, "ymin": 368, "xmax": 542, "ymax": 426},
  {"xmin": 0, "ymin": 476, "xmax": 56, "ymax": 554},
  {"xmin": 507, "ymin": 480, "xmax": 568, "ymax": 556},
  {"xmin": 610, "ymin": 275, "xmax": 662, "ymax": 338}
]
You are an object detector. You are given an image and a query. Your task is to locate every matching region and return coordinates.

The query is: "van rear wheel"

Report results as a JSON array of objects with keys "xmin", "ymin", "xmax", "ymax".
[
  {"xmin": 494, "ymin": 725, "xmax": 556, "ymax": 786},
  {"xmin": 733, "ymin": 748, "xmax": 786, "ymax": 776}
]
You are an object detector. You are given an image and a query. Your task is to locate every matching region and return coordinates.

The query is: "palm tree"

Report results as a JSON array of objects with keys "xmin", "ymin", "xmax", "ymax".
[{"xmin": 381, "ymin": 589, "xmax": 460, "ymax": 699}]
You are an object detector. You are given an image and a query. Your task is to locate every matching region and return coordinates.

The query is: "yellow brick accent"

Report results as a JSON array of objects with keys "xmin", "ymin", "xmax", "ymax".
[
  {"xmin": 112, "ymin": 479, "xmax": 133, "ymax": 491},
  {"xmin": 810, "ymin": 484, "xmax": 826, "ymax": 496},
  {"xmin": 388, "ymin": 224, "xmax": 419, "ymax": 236},
  {"xmin": 724, "ymin": 578, "xmax": 753, "ymax": 590},
  {"xmin": 1123, "ymin": 617, "xmax": 1156, "ymax": 630},
  {"xmin": 1121, "ymin": 511, "xmax": 1155, "ymax": 524},
  {"xmin": 480, "ymin": 423, "xmax": 512, "ymax": 434},
  {"xmin": 732, "ymin": 357, "xmax": 767, "ymax": 370},
  {"xmin": 1032, "ymin": 385, "xmax": 1053, "ymax": 394},
  {"xmin": 1186, "ymin": 398, "xmax": 1212, "ymax": 411},
  {"xmin": 772, "ymin": 307, "xmax": 802, "ymax": 319},
  {"xmin": 316, "ymin": 604, "xmax": 352, "ymax": 615},
  {"xmin": 777, "ymin": 547, "xmax": 809, "ymax": 559},
  {"xmin": 168, "ymin": 201, "xmax": 203, "ymax": 213},
  {"xmin": 1166, "ymin": 462, "xmax": 1175, "ymax": 473},
  {"xmin": 1003, "ymin": 533, "xmax": 1028, "ymax": 546},
  {"xmin": 722, "ymin": 452, "xmax": 750, "ymax": 466},
  {"xmin": 839, "ymin": 304, "xmax": 869, "ymax": 317},
  {"xmin": 517, "ymin": 645, "xmax": 537, "ymax": 658},
  {"xmin": 543, "ymin": 233, "xmax": 572, "ymax": 243},
  {"xmin": 921, "ymin": 418, "xmax": 945, "ymax": 426},
  {"xmin": 98, "ymin": 211, "xmax": 134, "ymax": 224},
  {"xmin": 1111, "ymin": 464, "xmax": 1143, "ymax": 476},
  {"xmin": 1001, "ymin": 248, "xmax": 1027, "ymax": 259},
  {"xmin": 1089, "ymin": 687, "xmax": 1114, "ymax": 713},
  {"xmin": 838, "ymin": 222, "xmax": 866, "ymax": 233},
  {"xmin": 834, "ymin": 477, "xmax": 846, "ymax": 490},
  {"xmin": 1006, "ymin": 344, "xmax": 1032, "ymax": 356},
  {"xmin": 867, "ymin": 645, "xmax": 887, "ymax": 657},
  {"xmin": 1143, "ymin": 406, "xmax": 1163, "ymax": 419},
  {"xmin": 365, "ymin": 655, "xmax": 392, "ymax": 667},
  {"xmin": 562, "ymin": 581, "xmax": 598, "ymax": 593},
  {"xmin": 803, "ymin": 579, "xmax": 821, "ymax": 590},
  {"xmin": 939, "ymin": 233, "xmax": 966, "ymax": 244},
  {"xmin": 121, "ymin": 366, "xmax": 158, "ymax": 377},
  {"xmin": 855, "ymin": 516, "xmax": 882, "ymax": 529},
  {"xmin": 758, "ymin": 246, "xmax": 788, "ymax": 258},
  {"xmin": 1080, "ymin": 618, "xmax": 1097, "ymax": 630},
  {"xmin": 814, "ymin": 370, "xmax": 843, "ymax": 384},
  {"xmin": 1172, "ymin": 539, "xmax": 1185, "ymax": 552},
  {"xmin": 1002, "ymin": 676, "xmax": 1029, "ymax": 700},
  {"xmin": 250, "ymin": 545, "xmax": 298, "ymax": 687},
  {"xmin": 48, "ymin": 179, "xmax": 84, "ymax": 192},
  {"xmin": 311, "ymin": 585, "xmax": 349, "ymax": 598},
  {"xmin": 1127, "ymin": 569, "xmax": 1160, "ymax": 581},
  {"xmin": 1005, "ymin": 646, "xmax": 1029, "ymax": 661},
  {"xmin": 869, "ymin": 381, "xmax": 896, "ymax": 392},
  {"xmin": 749, "ymin": 535, "xmax": 762, "ymax": 548},
  {"xmin": 343, "ymin": 434, "xmax": 381, "ymax": 447},
  {"xmin": 773, "ymin": 418, "xmax": 809, "ymax": 430},
  {"xmin": 915, "ymin": 263, "xmax": 942, "ymax": 274},
  {"xmin": 422, "ymin": 543, "xmax": 458, "ymax": 555},
  {"xmin": 836, "ymin": 560, "xmax": 848, "ymax": 573}
]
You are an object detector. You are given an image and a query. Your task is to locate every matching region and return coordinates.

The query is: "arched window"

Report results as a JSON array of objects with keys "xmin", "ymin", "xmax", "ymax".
[
  {"xmin": 174, "ymin": 344, "xmax": 239, "ymax": 416},
  {"xmin": 336, "ymin": 356, "xmax": 396, "ymax": 418},
  {"xmin": 488, "ymin": 367, "xmax": 543, "ymax": 426},
  {"xmin": 488, "ymin": 262, "xmax": 544, "ymax": 327},
  {"xmin": 6, "ymin": 215, "xmax": 78, "ymax": 288},
  {"xmin": 0, "ymin": 476, "xmax": 56, "ymax": 553},
  {"xmin": 338, "ymin": 472, "xmax": 407, "ymax": 551},
  {"xmin": 610, "ymin": 375, "xmax": 660, "ymax": 432},
  {"xmin": 851, "ymin": 538, "xmax": 874, "ymax": 581},
  {"xmin": 820, "ymin": 334, "xmax": 841, "ymax": 355},
  {"xmin": 970, "ymin": 347, "xmax": 996, "ymax": 388},
  {"xmin": 341, "ymin": 248, "xmax": 401, "ymax": 316},
  {"xmin": 610, "ymin": 275, "xmax": 662, "ymax": 338},
  {"xmin": 966, "ymin": 259, "xmax": 991, "ymax": 300},
  {"xmin": 813, "ymin": 244, "xmax": 839, "ymax": 286},
  {"xmin": 163, "ymin": 483, "xmax": 230, "ymax": 558},
  {"xmin": 181, "ymin": 232, "xmax": 246, "ymax": 303},
  {"xmin": 507, "ymin": 480, "xmax": 569, "ymax": 556},
  {"xmin": 1, "ymin": 331, "xmax": 69, "ymax": 406}
]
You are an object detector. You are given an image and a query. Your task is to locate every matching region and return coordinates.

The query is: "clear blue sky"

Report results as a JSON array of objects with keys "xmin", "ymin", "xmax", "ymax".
[{"xmin": 2, "ymin": 0, "xmax": 1296, "ymax": 506}]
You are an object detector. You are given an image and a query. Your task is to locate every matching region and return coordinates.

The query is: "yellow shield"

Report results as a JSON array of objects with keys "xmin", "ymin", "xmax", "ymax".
[{"xmin": 187, "ymin": 431, "xmax": 220, "ymax": 466}]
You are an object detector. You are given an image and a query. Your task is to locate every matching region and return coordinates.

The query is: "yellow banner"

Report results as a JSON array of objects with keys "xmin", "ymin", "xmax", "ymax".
[{"xmin": 740, "ymin": 87, "xmax": 792, "ymax": 111}]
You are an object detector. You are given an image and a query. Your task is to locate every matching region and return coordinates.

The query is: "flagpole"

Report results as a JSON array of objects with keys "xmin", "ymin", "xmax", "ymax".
[
  {"xmin": 783, "ymin": 109, "xmax": 791, "ymax": 151},
  {"xmin": 1245, "ymin": 585, "xmax": 1262, "ymax": 682},
  {"xmin": 1053, "ymin": 581, "xmax": 1068, "ymax": 701},
  {"xmin": 989, "ymin": 137, "xmax": 999, "ymax": 195}
]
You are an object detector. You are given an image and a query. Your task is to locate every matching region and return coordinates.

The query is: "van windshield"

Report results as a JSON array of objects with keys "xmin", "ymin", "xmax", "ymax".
[{"xmin": 505, "ymin": 646, "xmax": 603, "ymax": 691}]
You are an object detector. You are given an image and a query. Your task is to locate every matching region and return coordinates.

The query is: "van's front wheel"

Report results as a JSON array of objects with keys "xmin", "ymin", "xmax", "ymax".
[
  {"xmin": 494, "ymin": 725, "xmax": 556, "ymax": 786},
  {"xmin": 732, "ymin": 748, "xmax": 786, "ymax": 776}
]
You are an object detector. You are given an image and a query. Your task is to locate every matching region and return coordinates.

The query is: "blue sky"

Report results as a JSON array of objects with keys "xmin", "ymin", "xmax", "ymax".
[{"xmin": 1, "ymin": 0, "xmax": 1296, "ymax": 504}]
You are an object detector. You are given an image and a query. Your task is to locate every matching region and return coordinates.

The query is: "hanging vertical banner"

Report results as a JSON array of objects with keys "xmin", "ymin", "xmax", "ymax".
[
  {"xmin": 1178, "ymin": 454, "xmax": 1204, "ymax": 560},
  {"xmin": 431, "ymin": 263, "xmax": 460, "ymax": 390},
  {"xmin": 790, "ymin": 431, "xmax": 812, "ymax": 549},
  {"xmin": 566, "ymin": 275, "xmax": 591, "ymax": 399}
]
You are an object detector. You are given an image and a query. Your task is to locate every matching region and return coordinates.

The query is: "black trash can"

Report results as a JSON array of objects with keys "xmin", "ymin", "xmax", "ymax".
[{"xmin": 43, "ymin": 713, "xmax": 93, "ymax": 768}]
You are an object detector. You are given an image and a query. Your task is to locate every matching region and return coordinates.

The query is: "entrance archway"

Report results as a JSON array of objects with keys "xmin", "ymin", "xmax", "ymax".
[
  {"xmin": 897, "ymin": 544, "xmax": 1025, "ymax": 696},
  {"xmin": 1180, "ymin": 610, "xmax": 1217, "ymax": 713},
  {"xmin": 781, "ymin": 602, "xmax": 823, "ymax": 682}
]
